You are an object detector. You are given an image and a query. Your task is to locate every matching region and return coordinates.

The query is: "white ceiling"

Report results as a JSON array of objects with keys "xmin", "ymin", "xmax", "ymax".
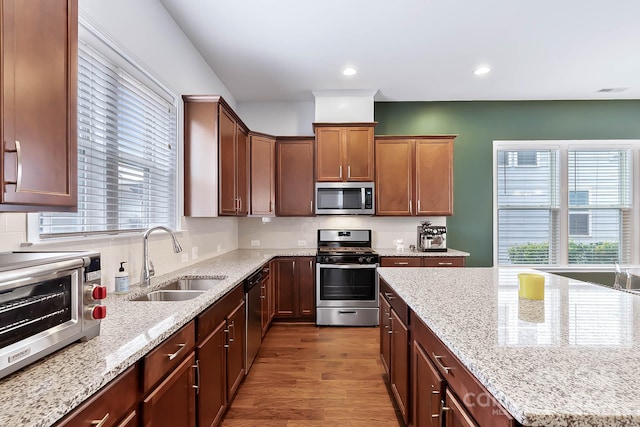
[{"xmin": 159, "ymin": 0, "xmax": 640, "ymax": 103}]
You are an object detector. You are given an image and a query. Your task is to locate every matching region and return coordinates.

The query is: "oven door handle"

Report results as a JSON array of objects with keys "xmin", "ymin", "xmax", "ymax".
[{"xmin": 317, "ymin": 263, "xmax": 378, "ymax": 269}]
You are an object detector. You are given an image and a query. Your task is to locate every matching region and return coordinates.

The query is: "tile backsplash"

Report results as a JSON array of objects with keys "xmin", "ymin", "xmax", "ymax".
[{"xmin": 238, "ymin": 216, "xmax": 446, "ymax": 249}]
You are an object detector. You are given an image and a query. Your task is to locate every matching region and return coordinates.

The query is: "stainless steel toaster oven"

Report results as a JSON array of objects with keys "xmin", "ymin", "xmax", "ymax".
[{"xmin": 0, "ymin": 251, "xmax": 105, "ymax": 380}]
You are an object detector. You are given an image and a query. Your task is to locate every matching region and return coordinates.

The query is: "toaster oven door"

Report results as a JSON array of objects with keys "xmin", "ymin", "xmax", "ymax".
[{"xmin": 0, "ymin": 261, "xmax": 83, "ymax": 378}]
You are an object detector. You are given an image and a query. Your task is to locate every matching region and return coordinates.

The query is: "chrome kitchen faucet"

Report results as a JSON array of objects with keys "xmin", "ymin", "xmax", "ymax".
[{"xmin": 141, "ymin": 225, "xmax": 182, "ymax": 286}]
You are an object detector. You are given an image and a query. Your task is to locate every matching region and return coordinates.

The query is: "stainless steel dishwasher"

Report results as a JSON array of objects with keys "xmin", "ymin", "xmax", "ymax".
[{"xmin": 245, "ymin": 268, "xmax": 263, "ymax": 373}]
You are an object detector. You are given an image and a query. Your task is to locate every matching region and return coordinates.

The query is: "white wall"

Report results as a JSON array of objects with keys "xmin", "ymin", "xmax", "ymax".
[
  {"xmin": 238, "ymin": 216, "xmax": 446, "ymax": 250},
  {"xmin": 0, "ymin": 0, "xmax": 240, "ymax": 292},
  {"xmin": 237, "ymin": 101, "xmax": 315, "ymax": 136}
]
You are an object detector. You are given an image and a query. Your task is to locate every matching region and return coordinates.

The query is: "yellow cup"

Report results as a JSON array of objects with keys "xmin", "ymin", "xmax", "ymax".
[{"xmin": 518, "ymin": 273, "xmax": 545, "ymax": 300}]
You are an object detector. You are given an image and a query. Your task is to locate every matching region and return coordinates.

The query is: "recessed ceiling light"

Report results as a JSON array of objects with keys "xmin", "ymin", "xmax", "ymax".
[
  {"xmin": 343, "ymin": 67, "xmax": 357, "ymax": 76},
  {"xmin": 474, "ymin": 66, "xmax": 491, "ymax": 76}
]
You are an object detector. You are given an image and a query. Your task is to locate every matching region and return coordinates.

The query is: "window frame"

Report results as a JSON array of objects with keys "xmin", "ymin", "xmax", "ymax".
[
  {"xmin": 27, "ymin": 16, "xmax": 182, "ymax": 244},
  {"xmin": 493, "ymin": 140, "xmax": 640, "ymax": 268}
]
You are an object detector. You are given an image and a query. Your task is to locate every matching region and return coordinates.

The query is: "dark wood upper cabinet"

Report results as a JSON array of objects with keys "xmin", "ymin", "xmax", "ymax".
[
  {"xmin": 250, "ymin": 133, "xmax": 276, "ymax": 216},
  {"xmin": 1, "ymin": 0, "xmax": 77, "ymax": 211},
  {"xmin": 376, "ymin": 135, "xmax": 455, "ymax": 216},
  {"xmin": 183, "ymin": 95, "xmax": 248, "ymax": 217},
  {"xmin": 314, "ymin": 123, "xmax": 375, "ymax": 182},
  {"xmin": 275, "ymin": 137, "xmax": 315, "ymax": 216}
]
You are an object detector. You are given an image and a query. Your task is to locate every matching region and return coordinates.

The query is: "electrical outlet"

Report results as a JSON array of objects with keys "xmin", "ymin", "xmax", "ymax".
[
  {"xmin": 192, "ymin": 246, "xmax": 198, "ymax": 260},
  {"xmin": 298, "ymin": 240, "xmax": 307, "ymax": 246},
  {"xmin": 181, "ymin": 253, "xmax": 189, "ymax": 263},
  {"xmin": 217, "ymin": 244, "xmax": 222, "ymax": 252},
  {"xmin": 250, "ymin": 240, "xmax": 260, "ymax": 247}
]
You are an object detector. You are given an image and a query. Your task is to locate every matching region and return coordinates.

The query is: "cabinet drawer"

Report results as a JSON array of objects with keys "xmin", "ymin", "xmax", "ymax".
[
  {"xmin": 197, "ymin": 284, "xmax": 244, "ymax": 343},
  {"xmin": 55, "ymin": 364, "xmax": 140, "ymax": 427},
  {"xmin": 380, "ymin": 278, "xmax": 408, "ymax": 325},
  {"xmin": 143, "ymin": 321, "xmax": 195, "ymax": 392},
  {"xmin": 411, "ymin": 312, "xmax": 515, "ymax": 427},
  {"xmin": 423, "ymin": 256, "xmax": 465, "ymax": 267},
  {"xmin": 380, "ymin": 257, "xmax": 422, "ymax": 267}
]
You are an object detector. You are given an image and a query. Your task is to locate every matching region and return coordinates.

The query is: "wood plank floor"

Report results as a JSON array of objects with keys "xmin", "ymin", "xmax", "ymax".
[{"xmin": 221, "ymin": 324, "xmax": 402, "ymax": 427}]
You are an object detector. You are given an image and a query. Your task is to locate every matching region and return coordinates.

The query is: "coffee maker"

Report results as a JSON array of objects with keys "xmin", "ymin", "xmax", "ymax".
[{"xmin": 417, "ymin": 221, "xmax": 447, "ymax": 252}]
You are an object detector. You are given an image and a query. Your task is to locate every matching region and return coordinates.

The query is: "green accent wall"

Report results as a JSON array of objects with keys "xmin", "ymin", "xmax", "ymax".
[{"xmin": 374, "ymin": 100, "xmax": 640, "ymax": 267}]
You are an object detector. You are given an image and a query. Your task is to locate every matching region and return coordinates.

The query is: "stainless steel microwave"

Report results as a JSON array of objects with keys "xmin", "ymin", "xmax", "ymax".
[{"xmin": 315, "ymin": 182, "xmax": 375, "ymax": 215}]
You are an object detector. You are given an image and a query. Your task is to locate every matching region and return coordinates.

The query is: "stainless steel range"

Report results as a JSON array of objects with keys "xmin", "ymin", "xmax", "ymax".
[{"xmin": 316, "ymin": 229, "xmax": 379, "ymax": 326}]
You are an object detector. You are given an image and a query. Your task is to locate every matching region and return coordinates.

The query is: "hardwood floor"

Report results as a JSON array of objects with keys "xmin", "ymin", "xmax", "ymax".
[{"xmin": 221, "ymin": 324, "xmax": 402, "ymax": 426}]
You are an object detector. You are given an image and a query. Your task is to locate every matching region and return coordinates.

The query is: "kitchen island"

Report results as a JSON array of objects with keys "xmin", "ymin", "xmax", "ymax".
[{"xmin": 378, "ymin": 267, "xmax": 640, "ymax": 426}]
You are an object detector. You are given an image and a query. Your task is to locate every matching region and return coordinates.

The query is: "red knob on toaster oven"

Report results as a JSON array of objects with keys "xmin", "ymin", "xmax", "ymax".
[
  {"xmin": 91, "ymin": 285, "xmax": 107, "ymax": 300},
  {"xmin": 91, "ymin": 305, "xmax": 107, "ymax": 320}
]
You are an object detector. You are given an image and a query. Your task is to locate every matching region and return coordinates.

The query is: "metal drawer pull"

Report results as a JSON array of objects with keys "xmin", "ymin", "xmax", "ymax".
[
  {"xmin": 384, "ymin": 292, "xmax": 395, "ymax": 300},
  {"xmin": 440, "ymin": 399, "xmax": 451, "ymax": 419},
  {"xmin": 338, "ymin": 310, "xmax": 357, "ymax": 314},
  {"xmin": 167, "ymin": 343, "xmax": 186, "ymax": 361},
  {"xmin": 395, "ymin": 262, "xmax": 409, "ymax": 265},
  {"xmin": 432, "ymin": 353, "xmax": 452, "ymax": 374},
  {"xmin": 438, "ymin": 262, "xmax": 453, "ymax": 266},
  {"xmin": 339, "ymin": 165, "xmax": 343, "ymax": 179},
  {"xmin": 91, "ymin": 413, "xmax": 109, "ymax": 427},
  {"xmin": 347, "ymin": 165, "xmax": 351, "ymax": 178},
  {"xmin": 229, "ymin": 320, "xmax": 235, "ymax": 343},
  {"xmin": 193, "ymin": 360, "xmax": 200, "ymax": 394}
]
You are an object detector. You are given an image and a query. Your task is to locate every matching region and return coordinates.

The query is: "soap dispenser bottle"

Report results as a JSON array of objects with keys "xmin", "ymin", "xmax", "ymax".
[{"xmin": 114, "ymin": 261, "xmax": 129, "ymax": 294}]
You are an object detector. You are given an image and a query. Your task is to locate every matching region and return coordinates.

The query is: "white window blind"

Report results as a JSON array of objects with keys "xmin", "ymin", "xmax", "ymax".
[
  {"xmin": 567, "ymin": 149, "xmax": 631, "ymax": 264},
  {"xmin": 495, "ymin": 142, "xmax": 635, "ymax": 266},
  {"xmin": 39, "ymin": 37, "xmax": 177, "ymax": 237},
  {"xmin": 497, "ymin": 149, "xmax": 560, "ymax": 265}
]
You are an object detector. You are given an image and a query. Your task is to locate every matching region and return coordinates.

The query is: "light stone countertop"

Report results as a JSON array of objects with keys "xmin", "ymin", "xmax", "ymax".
[
  {"xmin": 377, "ymin": 267, "xmax": 640, "ymax": 427},
  {"xmin": 0, "ymin": 248, "xmax": 314, "ymax": 427},
  {"xmin": 375, "ymin": 248, "xmax": 470, "ymax": 257}
]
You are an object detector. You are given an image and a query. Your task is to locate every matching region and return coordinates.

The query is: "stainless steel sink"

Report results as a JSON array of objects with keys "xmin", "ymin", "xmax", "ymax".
[
  {"xmin": 159, "ymin": 277, "xmax": 226, "ymax": 291},
  {"xmin": 131, "ymin": 290, "xmax": 205, "ymax": 302}
]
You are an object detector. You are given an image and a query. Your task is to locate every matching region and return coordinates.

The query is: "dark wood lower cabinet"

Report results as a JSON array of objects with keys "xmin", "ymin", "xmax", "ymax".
[
  {"xmin": 226, "ymin": 300, "xmax": 246, "ymax": 399},
  {"xmin": 443, "ymin": 388, "xmax": 477, "ymax": 427},
  {"xmin": 142, "ymin": 352, "xmax": 196, "ymax": 427},
  {"xmin": 390, "ymin": 308, "xmax": 409, "ymax": 425},
  {"xmin": 197, "ymin": 319, "xmax": 227, "ymax": 427},
  {"xmin": 413, "ymin": 341, "xmax": 445, "ymax": 427},
  {"xmin": 273, "ymin": 257, "xmax": 315, "ymax": 321}
]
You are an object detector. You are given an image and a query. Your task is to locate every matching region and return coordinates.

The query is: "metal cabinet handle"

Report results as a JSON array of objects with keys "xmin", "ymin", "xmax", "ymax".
[
  {"xmin": 224, "ymin": 327, "xmax": 230, "ymax": 348},
  {"xmin": 229, "ymin": 320, "xmax": 235, "ymax": 343},
  {"xmin": 418, "ymin": 199, "xmax": 421, "ymax": 212},
  {"xmin": 438, "ymin": 262, "xmax": 453, "ymax": 266},
  {"xmin": 192, "ymin": 360, "xmax": 200, "ymax": 394},
  {"xmin": 167, "ymin": 343, "xmax": 186, "ymax": 361},
  {"xmin": 384, "ymin": 292, "xmax": 395, "ymax": 300},
  {"xmin": 116, "ymin": 411, "xmax": 136, "ymax": 427},
  {"xmin": 440, "ymin": 399, "xmax": 451, "ymax": 419},
  {"xmin": 432, "ymin": 353, "xmax": 453, "ymax": 374},
  {"xmin": 394, "ymin": 262, "xmax": 409, "ymax": 265},
  {"xmin": 339, "ymin": 165, "xmax": 343, "ymax": 179},
  {"xmin": 409, "ymin": 199, "xmax": 413, "ymax": 214},
  {"xmin": 4, "ymin": 140, "xmax": 23, "ymax": 192},
  {"xmin": 310, "ymin": 200, "xmax": 313, "ymax": 213},
  {"xmin": 91, "ymin": 413, "xmax": 109, "ymax": 427}
]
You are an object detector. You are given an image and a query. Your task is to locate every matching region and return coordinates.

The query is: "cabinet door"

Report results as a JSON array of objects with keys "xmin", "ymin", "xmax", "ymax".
[
  {"xmin": 443, "ymin": 388, "xmax": 478, "ymax": 427},
  {"xmin": 261, "ymin": 273, "xmax": 271, "ymax": 337},
  {"xmin": 142, "ymin": 352, "xmax": 196, "ymax": 427},
  {"xmin": 226, "ymin": 300, "xmax": 246, "ymax": 400},
  {"xmin": 250, "ymin": 135, "xmax": 275, "ymax": 216},
  {"xmin": 196, "ymin": 320, "xmax": 227, "ymax": 427},
  {"xmin": 344, "ymin": 127, "xmax": 374, "ymax": 181},
  {"xmin": 236, "ymin": 125, "xmax": 249, "ymax": 215},
  {"xmin": 390, "ymin": 309, "xmax": 409, "ymax": 425},
  {"xmin": 269, "ymin": 260, "xmax": 276, "ymax": 322},
  {"xmin": 219, "ymin": 106, "xmax": 237, "ymax": 215},
  {"xmin": 315, "ymin": 127, "xmax": 342, "ymax": 181},
  {"xmin": 274, "ymin": 258, "xmax": 296, "ymax": 317},
  {"xmin": 55, "ymin": 364, "xmax": 139, "ymax": 427},
  {"xmin": 276, "ymin": 139, "xmax": 314, "ymax": 216},
  {"xmin": 415, "ymin": 138, "xmax": 454, "ymax": 216},
  {"xmin": 379, "ymin": 295, "xmax": 391, "ymax": 376},
  {"xmin": 1, "ymin": 0, "xmax": 77, "ymax": 209},
  {"xmin": 297, "ymin": 257, "xmax": 315, "ymax": 318},
  {"xmin": 380, "ymin": 257, "xmax": 422, "ymax": 267},
  {"xmin": 413, "ymin": 341, "xmax": 445, "ymax": 427},
  {"xmin": 376, "ymin": 139, "xmax": 413, "ymax": 215}
]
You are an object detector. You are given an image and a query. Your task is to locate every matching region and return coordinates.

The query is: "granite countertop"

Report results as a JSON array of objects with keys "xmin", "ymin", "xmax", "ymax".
[
  {"xmin": 0, "ymin": 248, "xmax": 314, "ymax": 427},
  {"xmin": 377, "ymin": 267, "xmax": 640, "ymax": 427},
  {"xmin": 375, "ymin": 248, "xmax": 470, "ymax": 257}
]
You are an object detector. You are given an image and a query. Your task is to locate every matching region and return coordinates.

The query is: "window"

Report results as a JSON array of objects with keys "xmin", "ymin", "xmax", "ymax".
[
  {"xmin": 516, "ymin": 150, "xmax": 538, "ymax": 166},
  {"xmin": 37, "ymin": 22, "xmax": 177, "ymax": 238},
  {"xmin": 495, "ymin": 142, "xmax": 635, "ymax": 266}
]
